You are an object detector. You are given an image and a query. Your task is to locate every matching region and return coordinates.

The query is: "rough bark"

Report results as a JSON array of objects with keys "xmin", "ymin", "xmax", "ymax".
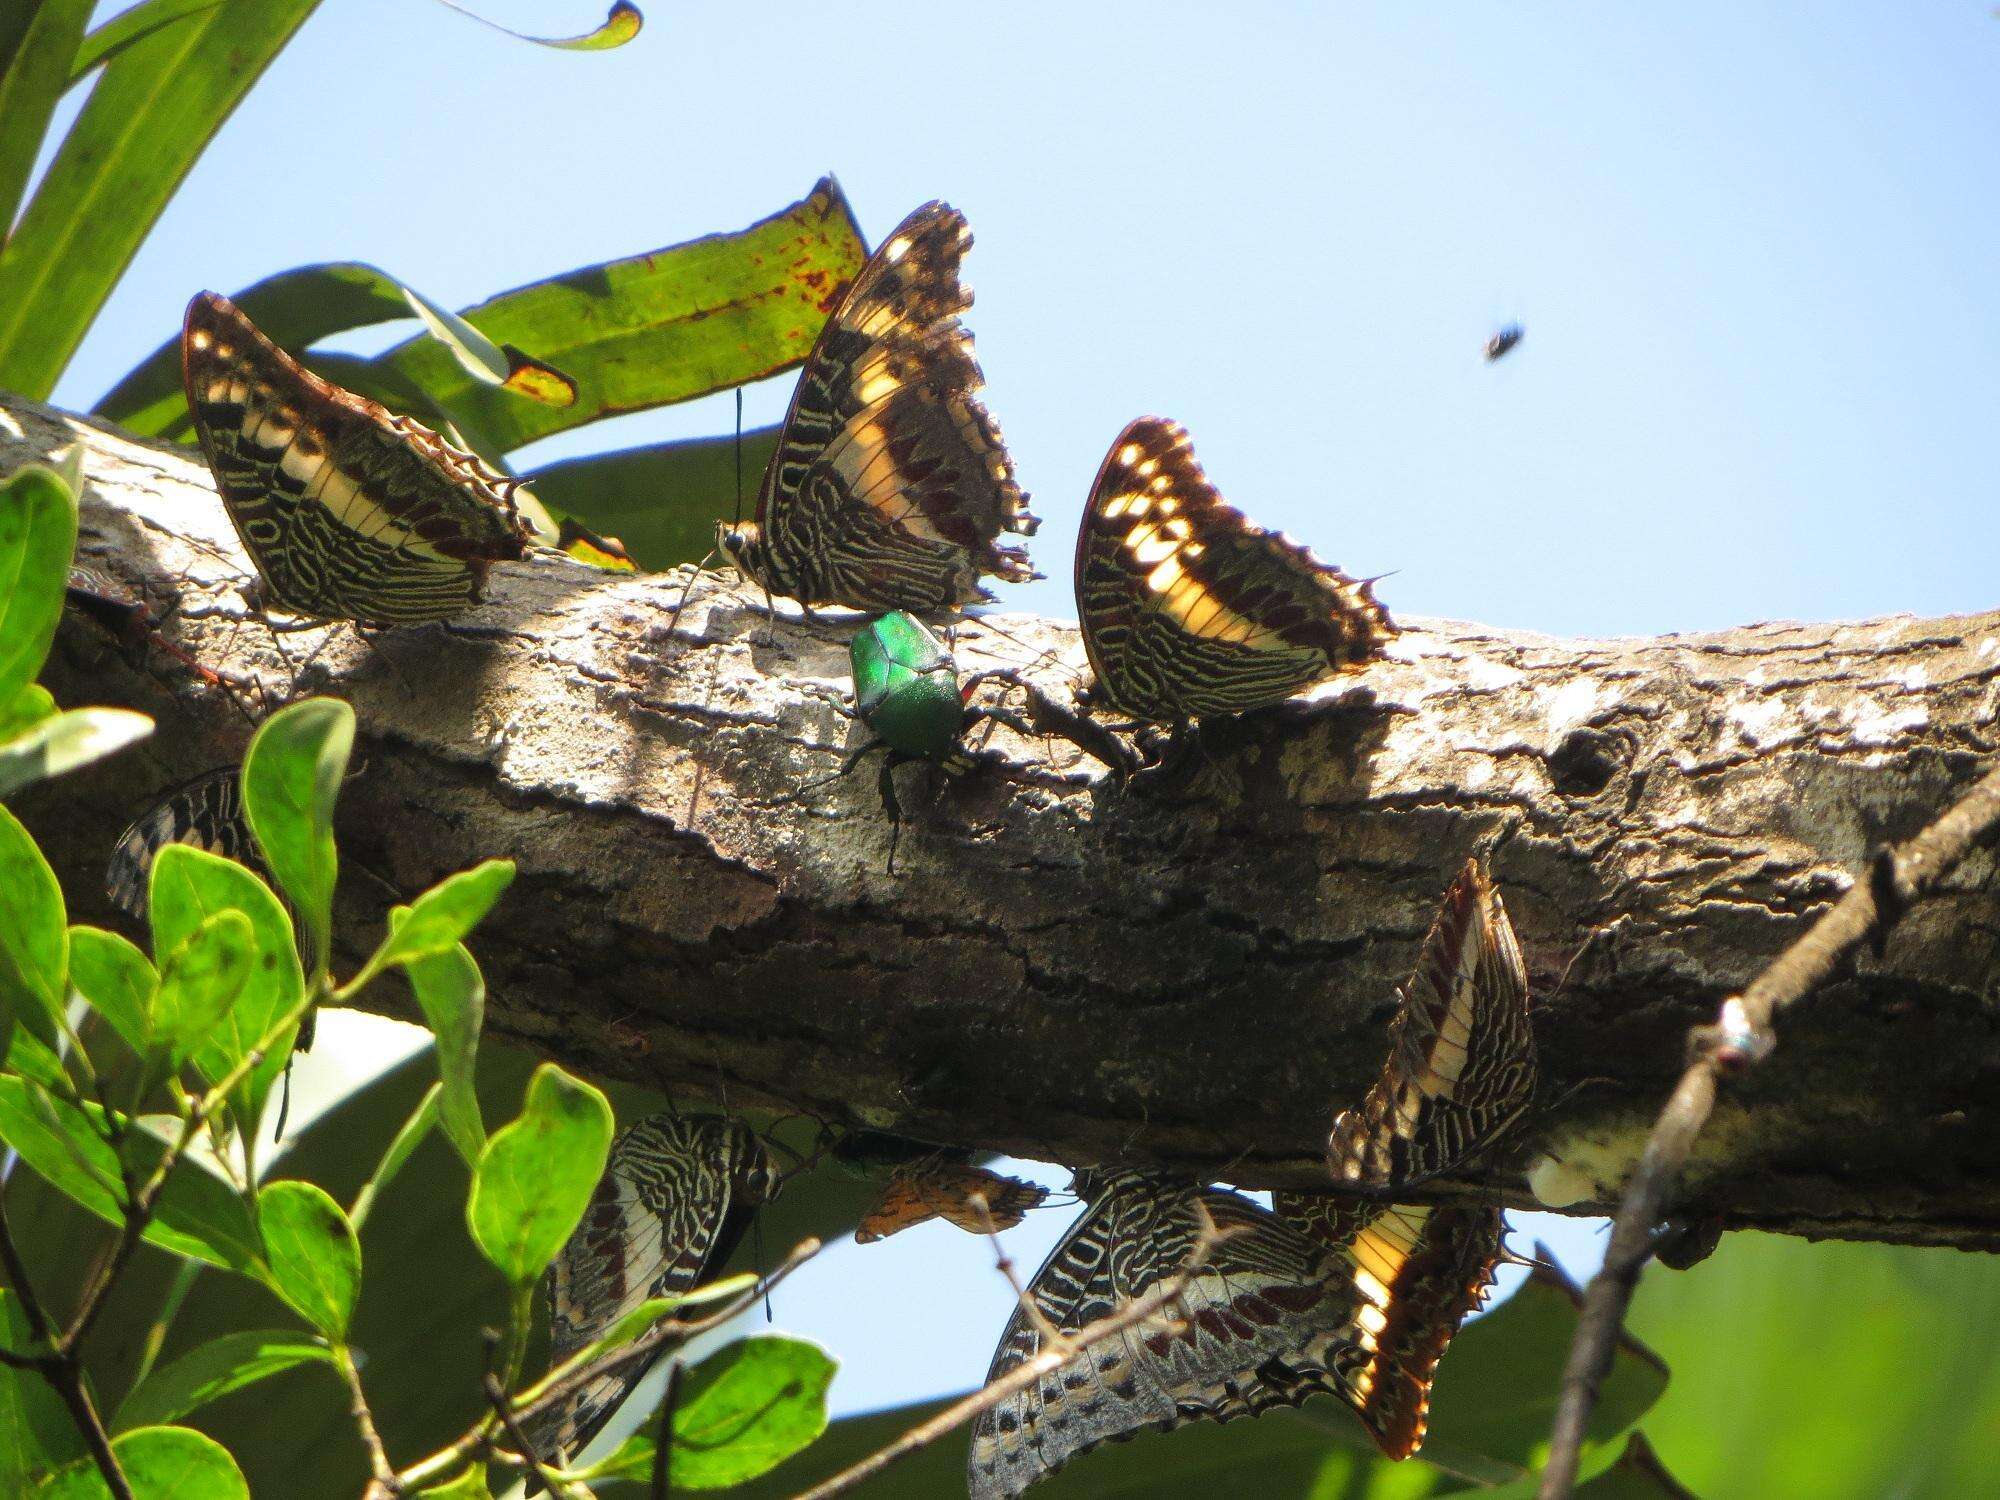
[{"xmin": 9, "ymin": 391, "xmax": 2000, "ymax": 1250}]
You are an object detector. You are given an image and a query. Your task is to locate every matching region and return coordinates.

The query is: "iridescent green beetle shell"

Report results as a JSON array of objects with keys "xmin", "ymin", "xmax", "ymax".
[{"xmin": 851, "ymin": 612, "xmax": 962, "ymax": 760}]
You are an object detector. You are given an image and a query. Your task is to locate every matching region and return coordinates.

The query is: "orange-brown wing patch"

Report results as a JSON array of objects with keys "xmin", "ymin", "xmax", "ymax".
[{"xmin": 854, "ymin": 1160, "xmax": 1047, "ymax": 1244}]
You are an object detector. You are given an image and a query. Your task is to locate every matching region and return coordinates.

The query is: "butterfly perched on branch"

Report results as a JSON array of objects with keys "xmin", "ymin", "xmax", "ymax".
[
  {"xmin": 853, "ymin": 1157, "xmax": 1046, "ymax": 1243},
  {"xmin": 1326, "ymin": 859, "xmax": 1537, "ymax": 1191},
  {"xmin": 715, "ymin": 200, "xmax": 1039, "ymax": 615},
  {"xmin": 1074, "ymin": 416, "xmax": 1396, "ymax": 726},
  {"xmin": 181, "ymin": 291, "xmax": 535, "ymax": 627}
]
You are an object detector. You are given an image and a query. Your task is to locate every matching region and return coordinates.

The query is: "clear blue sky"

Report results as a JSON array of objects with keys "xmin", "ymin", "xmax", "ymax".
[{"xmin": 46, "ymin": 0, "xmax": 2000, "ymax": 1451}]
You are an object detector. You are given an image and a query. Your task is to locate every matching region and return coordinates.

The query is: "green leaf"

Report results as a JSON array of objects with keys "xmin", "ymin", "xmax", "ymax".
[
  {"xmin": 68, "ymin": 0, "xmax": 226, "ymax": 81},
  {"xmin": 0, "ymin": 461, "xmax": 80, "ymax": 709},
  {"xmin": 147, "ymin": 846, "xmax": 304, "ymax": 1123},
  {"xmin": 112, "ymin": 1329, "xmax": 335, "ymax": 1433},
  {"xmin": 401, "ymin": 944, "xmax": 485, "ymax": 1167},
  {"xmin": 67, "ymin": 925, "xmax": 158, "ymax": 1058},
  {"xmin": 0, "ymin": 683, "xmax": 57, "ymax": 743},
  {"xmin": 0, "ymin": 708, "xmax": 154, "ymax": 799},
  {"xmin": 411, "ymin": 1469, "xmax": 493, "ymax": 1500},
  {"xmin": 0, "ymin": 0, "xmax": 322, "ymax": 399},
  {"xmin": 0, "ymin": 804, "xmax": 67, "ymax": 1047},
  {"xmin": 368, "ymin": 861, "xmax": 514, "ymax": 979},
  {"xmin": 242, "ymin": 697, "xmax": 350, "ymax": 981},
  {"xmin": 152, "ymin": 908, "xmax": 254, "ymax": 1067},
  {"xmin": 375, "ymin": 179, "xmax": 864, "ymax": 455},
  {"xmin": 467, "ymin": 1064, "xmax": 612, "ymax": 1287},
  {"xmin": 0, "ymin": 1, "xmax": 91, "ymax": 235},
  {"xmin": 586, "ymin": 1336, "xmax": 835, "ymax": 1489},
  {"xmin": 0, "ymin": 1288, "xmax": 84, "ymax": 1490},
  {"xmin": 257, "ymin": 1180, "xmax": 360, "ymax": 1340},
  {"xmin": 35, "ymin": 1424, "xmax": 248, "ymax": 1499},
  {"xmin": 523, "ymin": 426, "xmax": 781, "ymax": 571},
  {"xmin": 0, "ymin": 1076, "xmax": 262, "ymax": 1271}
]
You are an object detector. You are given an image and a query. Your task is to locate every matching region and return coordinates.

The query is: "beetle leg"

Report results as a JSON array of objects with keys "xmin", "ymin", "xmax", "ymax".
[{"xmin": 877, "ymin": 754, "xmax": 907, "ymax": 874}]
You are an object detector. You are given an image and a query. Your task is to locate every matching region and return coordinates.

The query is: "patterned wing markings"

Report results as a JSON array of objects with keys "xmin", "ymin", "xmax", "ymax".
[
  {"xmin": 969, "ymin": 1171, "xmax": 1382, "ymax": 1499},
  {"xmin": 1073, "ymin": 417, "xmax": 1397, "ymax": 723},
  {"xmin": 852, "ymin": 1158, "xmax": 1047, "ymax": 1244},
  {"xmin": 105, "ymin": 769, "xmax": 258, "ymax": 922},
  {"xmin": 531, "ymin": 1114, "xmax": 781, "ymax": 1472},
  {"xmin": 717, "ymin": 201, "xmax": 1038, "ymax": 613},
  {"xmin": 1268, "ymin": 1193, "xmax": 1506, "ymax": 1459},
  {"xmin": 1327, "ymin": 860, "xmax": 1537, "ymax": 1192},
  {"xmin": 181, "ymin": 292, "xmax": 532, "ymax": 626}
]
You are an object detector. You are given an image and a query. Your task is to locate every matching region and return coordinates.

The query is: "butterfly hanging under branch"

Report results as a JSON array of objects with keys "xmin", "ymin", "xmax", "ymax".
[
  {"xmin": 182, "ymin": 292, "xmax": 536, "ymax": 628},
  {"xmin": 715, "ymin": 200, "xmax": 1041, "ymax": 615},
  {"xmin": 1326, "ymin": 859, "xmax": 1538, "ymax": 1192}
]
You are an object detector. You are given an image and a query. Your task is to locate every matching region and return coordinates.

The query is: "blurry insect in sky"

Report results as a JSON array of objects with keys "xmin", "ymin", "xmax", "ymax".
[{"xmin": 1484, "ymin": 324, "xmax": 1525, "ymax": 362}]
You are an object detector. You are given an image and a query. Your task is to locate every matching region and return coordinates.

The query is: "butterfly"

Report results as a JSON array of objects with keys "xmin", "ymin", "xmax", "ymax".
[
  {"xmin": 968, "ymin": 1171, "xmax": 1380, "ymax": 1499},
  {"xmin": 715, "ymin": 201, "xmax": 1039, "ymax": 614},
  {"xmin": 852, "ymin": 1157, "xmax": 1046, "ymax": 1243},
  {"xmin": 181, "ymin": 291, "xmax": 534, "ymax": 626},
  {"xmin": 1074, "ymin": 417, "xmax": 1396, "ymax": 724},
  {"xmin": 1326, "ymin": 860, "xmax": 1536, "ymax": 1192},
  {"xmin": 530, "ymin": 1114, "xmax": 781, "ymax": 1472},
  {"xmin": 1268, "ymin": 1192, "xmax": 1506, "ymax": 1458}
]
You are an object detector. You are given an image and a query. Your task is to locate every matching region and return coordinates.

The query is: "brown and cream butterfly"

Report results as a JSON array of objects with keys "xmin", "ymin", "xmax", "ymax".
[
  {"xmin": 970, "ymin": 1170, "xmax": 1406, "ymax": 1498},
  {"xmin": 529, "ymin": 1114, "xmax": 781, "ymax": 1480},
  {"xmin": 1074, "ymin": 417, "xmax": 1396, "ymax": 724},
  {"xmin": 1269, "ymin": 1193, "xmax": 1507, "ymax": 1458},
  {"xmin": 715, "ymin": 201, "xmax": 1039, "ymax": 614},
  {"xmin": 852, "ymin": 1157, "xmax": 1046, "ymax": 1244},
  {"xmin": 182, "ymin": 291, "xmax": 534, "ymax": 627},
  {"xmin": 1326, "ymin": 860, "xmax": 1537, "ymax": 1192}
]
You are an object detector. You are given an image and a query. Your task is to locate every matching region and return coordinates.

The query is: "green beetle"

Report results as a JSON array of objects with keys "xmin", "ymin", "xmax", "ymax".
[{"xmin": 803, "ymin": 612, "xmax": 1140, "ymax": 871}]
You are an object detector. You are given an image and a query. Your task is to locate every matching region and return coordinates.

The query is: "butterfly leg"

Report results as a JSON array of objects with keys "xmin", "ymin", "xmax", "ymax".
[{"xmin": 960, "ymin": 669, "xmax": 1139, "ymax": 779}]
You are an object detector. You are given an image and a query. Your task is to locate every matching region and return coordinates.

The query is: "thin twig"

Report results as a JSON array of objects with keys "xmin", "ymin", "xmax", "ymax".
[
  {"xmin": 336, "ymin": 1343, "xmax": 398, "ymax": 1491},
  {"xmin": 1537, "ymin": 757, "xmax": 2000, "ymax": 1498},
  {"xmin": 484, "ymin": 1370, "xmax": 571, "ymax": 1497},
  {"xmin": 394, "ymin": 1239, "xmax": 822, "ymax": 1493},
  {"xmin": 788, "ymin": 1212, "xmax": 1232, "ymax": 1500},
  {"xmin": 651, "ymin": 1360, "xmax": 684, "ymax": 1500}
]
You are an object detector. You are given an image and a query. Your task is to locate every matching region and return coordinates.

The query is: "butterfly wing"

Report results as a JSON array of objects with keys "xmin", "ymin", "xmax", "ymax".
[
  {"xmin": 105, "ymin": 769, "xmax": 257, "ymax": 921},
  {"xmin": 1074, "ymin": 417, "xmax": 1395, "ymax": 722},
  {"xmin": 533, "ymin": 1115, "xmax": 778, "ymax": 1468},
  {"xmin": 753, "ymin": 202, "xmax": 1036, "ymax": 611},
  {"xmin": 1270, "ymin": 1193, "xmax": 1506, "ymax": 1457},
  {"xmin": 1327, "ymin": 861, "xmax": 1537, "ymax": 1191},
  {"xmin": 182, "ymin": 292, "xmax": 530, "ymax": 625},
  {"xmin": 969, "ymin": 1174, "xmax": 1369, "ymax": 1498}
]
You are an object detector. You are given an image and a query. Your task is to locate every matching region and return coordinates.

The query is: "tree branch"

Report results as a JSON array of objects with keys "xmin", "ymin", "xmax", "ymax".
[
  {"xmin": 15, "ymin": 391, "xmax": 2000, "ymax": 1247},
  {"xmin": 1536, "ymin": 757, "xmax": 2000, "ymax": 1497}
]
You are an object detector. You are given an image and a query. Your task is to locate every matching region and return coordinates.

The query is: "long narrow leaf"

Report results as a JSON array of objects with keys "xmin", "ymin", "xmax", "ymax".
[
  {"xmin": 433, "ymin": 0, "xmax": 642, "ymax": 51},
  {"xmin": 374, "ymin": 177, "xmax": 865, "ymax": 452},
  {"xmin": 0, "ymin": 0, "xmax": 321, "ymax": 398},
  {"xmin": 0, "ymin": 1, "xmax": 91, "ymax": 234},
  {"xmin": 68, "ymin": 0, "xmax": 226, "ymax": 81}
]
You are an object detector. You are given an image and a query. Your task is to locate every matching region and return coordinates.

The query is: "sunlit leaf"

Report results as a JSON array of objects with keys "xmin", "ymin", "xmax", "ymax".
[
  {"xmin": 153, "ymin": 908, "xmax": 253, "ymax": 1067},
  {"xmin": 585, "ymin": 1336, "xmax": 835, "ymax": 1489},
  {"xmin": 67, "ymin": 0, "xmax": 225, "ymax": 80},
  {"xmin": 364, "ymin": 860, "xmax": 515, "ymax": 978},
  {"xmin": 467, "ymin": 1064, "xmax": 612, "ymax": 1287},
  {"xmin": 112, "ymin": 1330, "xmax": 336, "ymax": 1433},
  {"xmin": 347, "ymin": 1083, "xmax": 441, "ymax": 1232},
  {"xmin": 401, "ymin": 283, "xmax": 575, "ymax": 408},
  {"xmin": 0, "ymin": 1, "xmax": 91, "ymax": 233},
  {"xmin": 0, "ymin": 461, "xmax": 80, "ymax": 709},
  {"xmin": 66, "ymin": 926, "xmax": 155, "ymax": 1058},
  {"xmin": 241, "ymin": 697, "xmax": 350, "ymax": 979},
  {"xmin": 400, "ymin": 943, "xmax": 485, "ymax": 1167},
  {"xmin": 258, "ymin": 1180, "xmax": 361, "ymax": 1340},
  {"xmin": 35, "ymin": 1423, "xmax": 248, "ymax": 1498},
  {"xmin": 0, "ymin": 708, "xmax": 153, "ymax": 799},
  {"xmin": 0, "ymin": 805, "xmax": 67, "ymax": 1046},
  {"xmin": 0, "ymin": 0, "xmax": 322, "ymax": 399},
  {"xmin": 0, "ymin": 1077, "xmax": 262, "ymax": 1271},
  {"xmin": 146, "ymin": 845, "xmax": 304, "ymax": 1125}
]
